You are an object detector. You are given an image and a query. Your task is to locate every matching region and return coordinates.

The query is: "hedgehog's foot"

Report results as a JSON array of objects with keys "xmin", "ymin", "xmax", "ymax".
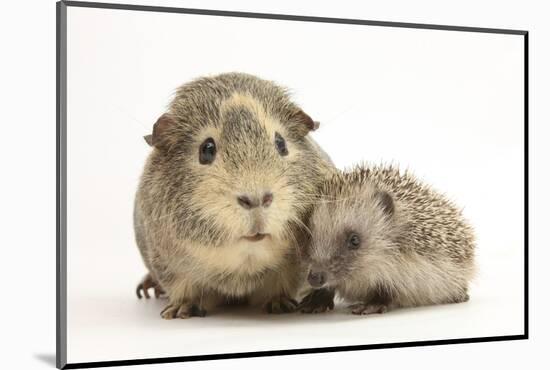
[
  {"xmin": 265, "ymin": 296, "xmax": 298, "ymax": 314},
  {"xmin": 160, "ymin": 301, "xmax": 207, "ymax": 319},
  {"xmin": 349, "ymin": 303, "xmax": 388, "ymax": 315},
  {"xmin": 136, "ymin": 273, "xmax": 166, "ymax": 299},
  {"xmin": 299, "ymin": 288, "xmax": 335, "ymax": 314}
]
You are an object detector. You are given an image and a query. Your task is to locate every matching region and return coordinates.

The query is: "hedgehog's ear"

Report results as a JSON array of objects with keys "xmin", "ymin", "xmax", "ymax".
[
  {"xmin": 144, "ymin": 113, "xmax": 176, "ymax": 149},
  {"xmin": 375, "ymin": 190, "xmax": 395, "ymax": 217},
  {"xmin": 289, "ymin": 109, "xmax": 320, "ymax": 137}
]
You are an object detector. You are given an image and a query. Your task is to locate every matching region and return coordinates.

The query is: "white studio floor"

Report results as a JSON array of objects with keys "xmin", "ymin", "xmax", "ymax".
[{"xmin": 66, "ymin": 249, "xmax": 524, "ymax": 364}]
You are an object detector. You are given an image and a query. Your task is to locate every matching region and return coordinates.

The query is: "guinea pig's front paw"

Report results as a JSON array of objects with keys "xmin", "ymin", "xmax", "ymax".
[
  {"xmin": 160, "ymin": 302, "xmax": 207, "ymax": 319},
  {"xmin": 264, "ymin": 296, "xmax": 298, "ymax": 314},
  {"xmin": 348, "ymin": 303, "xmax": 388, "ymax": 315},
  {"xmin": 299, "ymin": 288, "xmax": 335, "ymax": 314}
]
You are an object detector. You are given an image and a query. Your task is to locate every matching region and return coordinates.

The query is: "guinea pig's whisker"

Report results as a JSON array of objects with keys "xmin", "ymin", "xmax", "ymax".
[
  {"xmin": 138, "ymin": 209, "xmax": 182, "ymax": 227},
  {"xmin": 106, "ymin": 101, "xmax": 151, "ymax": 132}
]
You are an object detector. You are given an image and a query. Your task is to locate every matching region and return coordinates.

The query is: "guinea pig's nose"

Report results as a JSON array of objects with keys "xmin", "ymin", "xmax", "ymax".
[
  {"xmin": 261, "ymin": 192, "xmax": 273, "ymax": 208},
  {"xmin": 237, "ymin": 192, "xmax": 273, "ymax": 210},
  {"xmin": 237, "ymin": 195, "xmax": 259, "ymax": 209},
  {"xmin": 308, "ymin": 270, "xmax": 327, "ymax": 288}
]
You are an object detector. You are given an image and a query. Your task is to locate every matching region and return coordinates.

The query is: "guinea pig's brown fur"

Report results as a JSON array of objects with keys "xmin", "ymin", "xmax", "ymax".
[
  {"xmin": 134, "ymin": 72, "xmax": 334, "ymax": 319},
  {"xmin": 300, "ymin": 164, "xmax": 476, "ymax": 315}
]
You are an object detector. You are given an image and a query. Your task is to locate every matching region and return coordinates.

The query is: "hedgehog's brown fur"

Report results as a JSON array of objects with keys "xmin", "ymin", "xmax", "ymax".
[
  {"xmin": 134, "ymin": 73, "xmax": 334, "ymax": 319},
  {"xmin": 301, "ymin": 164, "xmax": 476, "ymax": 315}
]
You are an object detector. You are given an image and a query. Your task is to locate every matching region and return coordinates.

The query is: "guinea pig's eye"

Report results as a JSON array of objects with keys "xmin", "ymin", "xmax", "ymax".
[
  {"xmin": 199, "ymin": 137, "xmax": 216, "ymax": 165},
  {"xmin": 347, "ymin": 233, "xmax": 361, "ymax": 250},
  {"xmin": 274, "ymin": 132, "xmax": 288, "ymax": 156}
]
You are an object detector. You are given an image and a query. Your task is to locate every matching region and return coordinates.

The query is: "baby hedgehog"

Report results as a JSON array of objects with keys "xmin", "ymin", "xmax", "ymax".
[{"xmin": 300, "ymin": 165, "xmax": 476, "ymax": 315}]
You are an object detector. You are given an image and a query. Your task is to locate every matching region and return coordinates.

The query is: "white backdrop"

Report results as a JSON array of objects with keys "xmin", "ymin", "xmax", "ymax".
[
  {"xmin": 2, "ymin": 0, "xmax": 545, "ymax": 369},
  {"xmin": 64, "ymin": 5, "xmax": 525, "ymax": 364}
]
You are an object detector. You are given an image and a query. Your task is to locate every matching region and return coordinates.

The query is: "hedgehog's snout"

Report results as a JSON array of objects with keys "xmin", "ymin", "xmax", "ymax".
[{"xmin": 307, "ymin": 269, "xmax": 328, "ymax": 288}]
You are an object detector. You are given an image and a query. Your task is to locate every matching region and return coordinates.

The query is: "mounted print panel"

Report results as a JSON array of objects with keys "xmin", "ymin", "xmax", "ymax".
[{"xmin": 57, "ymin": 1, "xmax": 527, "ymax": 368}]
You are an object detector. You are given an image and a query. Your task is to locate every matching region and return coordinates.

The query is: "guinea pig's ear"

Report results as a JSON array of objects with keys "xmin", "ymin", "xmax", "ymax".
[
  {"xmin": 289, "ymin": 109, "xmax": 320, "ymax": 137},
  {"xmin": 375, "ymin": 190, "xmax": 395, "ymax": 217},
  {"xmin": 143, "ymin": 113, "xmax": 176, "ymax": 149},
  {"xmin": 143, "ymin": 135, "xmax": 153, "ymax": 146}
]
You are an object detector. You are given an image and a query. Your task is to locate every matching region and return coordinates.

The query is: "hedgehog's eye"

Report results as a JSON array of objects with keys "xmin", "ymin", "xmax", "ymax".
[
  {"xmin": 199, "ymin": 137, "xmax": 216, "ymax": 165},
  {"xmin": 347, "ymin": 233, "xmax": 361, "ymax": 250},
  {"xmin": 274, "ymin": 132, "xmax": 288, "ymax": 156}
]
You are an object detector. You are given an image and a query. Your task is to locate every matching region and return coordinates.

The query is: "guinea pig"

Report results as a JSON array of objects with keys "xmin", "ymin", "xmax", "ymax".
[
  {"xmin": 299, "ymin": 165, "xmax": 476, "ymax": 315},
  {"xmin": 134, "ymin": 72, "xmax": 334, "ymax": 319}
]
